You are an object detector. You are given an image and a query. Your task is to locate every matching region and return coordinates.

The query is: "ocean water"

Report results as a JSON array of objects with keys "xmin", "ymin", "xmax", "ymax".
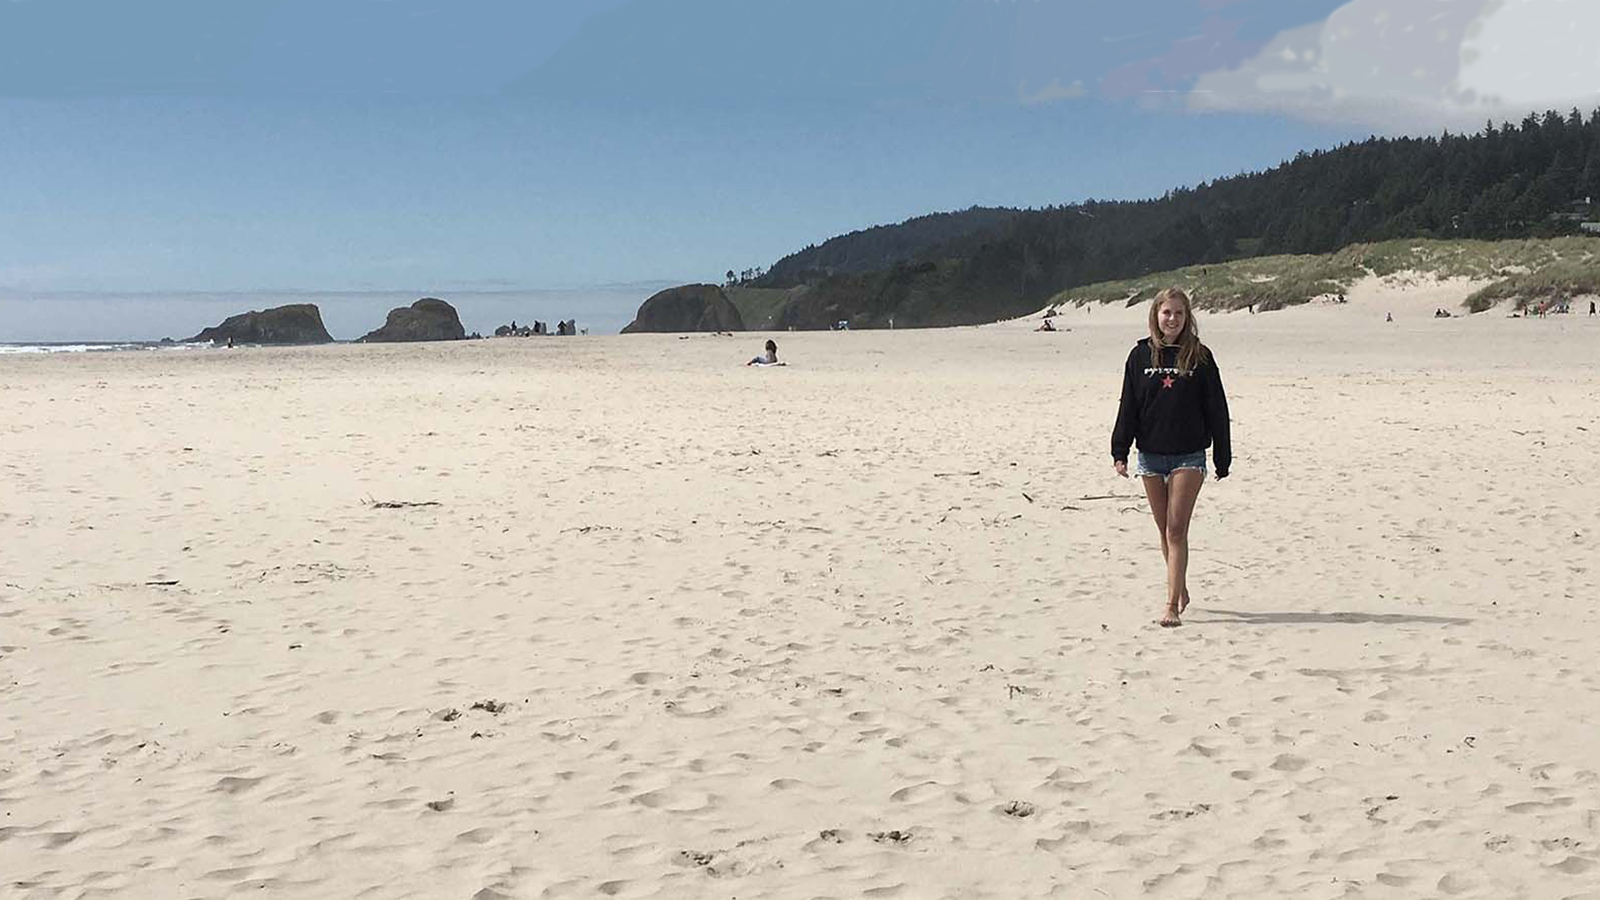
[
  {"xmin": 0, "ymin": 341, "xmax": 215, "ymax": 354},
  {"xmin": 0, "ymin": 287, "xmax": 666, "ymax": 345}
]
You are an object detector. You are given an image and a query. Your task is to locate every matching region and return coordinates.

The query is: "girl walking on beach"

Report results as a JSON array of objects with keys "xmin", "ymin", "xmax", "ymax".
[{"xmin": 1110, "ymin": 288, "xmax": 1232, "ymax": 627}]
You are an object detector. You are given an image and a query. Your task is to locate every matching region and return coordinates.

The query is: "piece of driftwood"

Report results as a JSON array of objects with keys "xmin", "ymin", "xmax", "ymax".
[
  {"xmin": 933, "ymin": 471, "xmax": 981, "ymax": 478},
  {"xmin": 366, "ymin": 497, "xmax": 441, "ymax": 509}
]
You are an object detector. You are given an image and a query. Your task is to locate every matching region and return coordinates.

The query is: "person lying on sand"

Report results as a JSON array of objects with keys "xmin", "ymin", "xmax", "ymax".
[{"xmin": 747, "ymin": 339, "xmax": 784, "ymax": 366}]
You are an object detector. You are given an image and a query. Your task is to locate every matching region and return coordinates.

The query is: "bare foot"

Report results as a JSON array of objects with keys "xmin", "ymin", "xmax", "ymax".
[
  {"xmin": 1179, "ymin": 590, "xmax": 1191, "ymax": 614},
  {"xmin": 1158, "ymin": 604, "xmax": 1183, "ymax": 628}
]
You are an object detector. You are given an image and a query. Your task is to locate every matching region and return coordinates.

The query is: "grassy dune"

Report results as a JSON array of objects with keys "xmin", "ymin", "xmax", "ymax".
[
  {"xmin": 726, "ymin": 286, "xmax": 805, "ymax": 330},
  {"xmin": 1047, "ymin": 238, "xmax": 1600, "ymax": 313}
]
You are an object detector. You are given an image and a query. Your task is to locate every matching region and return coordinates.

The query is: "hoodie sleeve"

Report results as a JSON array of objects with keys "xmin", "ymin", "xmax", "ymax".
[
  {"xmin": 1203, "ymin": 352, "xmax": 1232, "ymax": 476},
  {"xmin": 1110, "ymin": 348, "xmax": 1140, "ymax": 462}
]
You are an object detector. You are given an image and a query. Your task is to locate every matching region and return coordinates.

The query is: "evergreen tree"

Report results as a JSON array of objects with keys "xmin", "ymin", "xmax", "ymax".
[{"xmin": 749, "ymin": 108, "xmax": 1600, "ymax": 327}]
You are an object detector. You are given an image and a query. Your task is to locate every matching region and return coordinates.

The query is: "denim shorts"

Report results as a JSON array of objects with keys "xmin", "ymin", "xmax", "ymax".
[{"xmin": 1135, "ymin": 449, "xmax": 1207, "ymax": 480}]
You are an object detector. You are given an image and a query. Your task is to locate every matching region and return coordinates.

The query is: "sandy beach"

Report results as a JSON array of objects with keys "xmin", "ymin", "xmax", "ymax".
[{"xmin": 3, "ymin": 283, "xmax": 1599, "ymax": 899}]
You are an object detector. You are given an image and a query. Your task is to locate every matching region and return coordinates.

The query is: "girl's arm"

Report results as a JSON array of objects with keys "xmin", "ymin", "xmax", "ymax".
[
  {"xmin": 1203, "ymin": 355, "xmax": 1232, "ymax": 478},
  {"xmin": 1110, "ymin": 350, "xmax": 1140, "ymax": 463}
]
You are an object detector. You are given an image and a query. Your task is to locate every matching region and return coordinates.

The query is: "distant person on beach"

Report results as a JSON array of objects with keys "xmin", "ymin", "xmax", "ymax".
[
  {"xmin": 1037, "ymin": 319, "xmax": 1056, "ymax": 332},
  {"xmin": 747, "ymin": 339, "xmax": 781, "ymax": 366},
  {"xmin": 1111, "ymin": 287, "xmax": 1231, "ymax": 628},
  {"xmin": 1386, "ymin": 312, "xmax": 1393, "ymax": 323},
  {"xmin": 1590, "ymin": 300, "xmax": 1596, "ymax": 316}
]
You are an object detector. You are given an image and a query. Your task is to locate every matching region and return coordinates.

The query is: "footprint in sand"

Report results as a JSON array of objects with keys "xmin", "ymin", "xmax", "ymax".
[
  {"xmin": 889, "ymin": 781, "xmax": 953, "ymax": 804},
  {"xmin": 1151, "ymin": 803, "xmax": 1212, "ymax": 821},
  {"xmin": 662, "ymin": 701, "xmax": 725, "ymax": 718},
  {"xmin": 1269, "ymin": 754, "xmax": 1307, "ymax": 772},
  {"xmin": 631, "ymin": 788, "xmax": 716, "ymax": 813},
  {"xmin": 212, "ymin": 776, "xmax": 265, "ymax": 795},
  {"xmin": 672, "ymin": 849, "xmax": 715, "ymax": 868},
  {"xmin": 1548, "ymin": 855, "xmax": 1595, "ymax": 875},
  {"xmin": 802, "ymin": 829, "xmax": 850, "ymax": 851}
]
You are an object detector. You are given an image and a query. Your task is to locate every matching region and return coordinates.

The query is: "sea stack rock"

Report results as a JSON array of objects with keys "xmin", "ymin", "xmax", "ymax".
[
  {"xmin": 621, "ymin": 284, "xmax": 745, "ymax": 333},
  {"xmin": 185, "ymin": 304, "xmax": 334, "ymax": 344},
  {"xmin": 358, "ymin": 298, "xmax": 467, "ymax": 343}
]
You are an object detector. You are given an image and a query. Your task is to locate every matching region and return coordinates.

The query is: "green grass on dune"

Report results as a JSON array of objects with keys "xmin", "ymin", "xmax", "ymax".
[
  {"xmin": 725, "ymin": 286, "xmax": 803, "ymax": 330},
  {"xmin": 1464, "ymin": 259, "xmax": 1600, "ymax": 312},
  {"xmin": 1047, "ymin": 238, "xmax": 1600, "ymax": 313}
]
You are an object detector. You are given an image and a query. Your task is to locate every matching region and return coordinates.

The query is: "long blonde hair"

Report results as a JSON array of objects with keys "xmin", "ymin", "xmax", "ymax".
[{"xmin": 1147, "ymin": 287, "xmax": 1210, "ymax": 373}]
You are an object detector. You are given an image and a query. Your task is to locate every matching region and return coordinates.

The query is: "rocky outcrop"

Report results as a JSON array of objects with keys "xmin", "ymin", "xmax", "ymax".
[
  {"xmin": 621, "ymin": 284, "xmax": 745, "ymax": 334},
  {"xmin": 358, "ymin": 298, "xmax": 467, "ymax": 343},
  {"xmin": 185, "ymin": 303, "xmax": 334, "ymax": 345}
]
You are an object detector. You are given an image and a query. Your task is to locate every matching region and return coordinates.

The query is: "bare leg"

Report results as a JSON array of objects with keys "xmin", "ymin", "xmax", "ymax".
[
  {"xmin": 1140, "ymin": 475, "xmax": 1190, "ymax": 617},
  {"xmin": 1141, "ymin": 474, "xmax": 1169, "ymax": 558},
  {"xmin": 1159, "ymin": 469, "xmax": 1205, "ymax": 626}
]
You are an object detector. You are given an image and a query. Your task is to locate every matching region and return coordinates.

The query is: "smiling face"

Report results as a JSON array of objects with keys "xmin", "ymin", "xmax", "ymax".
[{"xmin": 1157, "ymin": 297, "xmax": 1187, "ymax": 340}]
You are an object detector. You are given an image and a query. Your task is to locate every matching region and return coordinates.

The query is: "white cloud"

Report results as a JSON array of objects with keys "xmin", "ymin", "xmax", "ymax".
[
  {"xmin": 1018, "ymin": 78, "xmax": 1088, "ymax": 106},
  {"xmin": 1187, "ymin": 0, "xmax": 1600, "ymax": 132}
]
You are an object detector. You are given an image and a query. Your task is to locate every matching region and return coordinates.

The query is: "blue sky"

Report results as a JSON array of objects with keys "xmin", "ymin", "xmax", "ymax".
[{"xmin": 2, "ymin": 0, "xmax": 1596, "ymax": 337}]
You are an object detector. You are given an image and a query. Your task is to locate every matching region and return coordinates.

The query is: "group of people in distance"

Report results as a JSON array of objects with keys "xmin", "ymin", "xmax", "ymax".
[
  {"xmin": 742, "ymin": 286, "xmax": 1232, "ymax": 629},
  {"xmin": 1522, "ymin": 299, "xmax": 1596, "ymax": 317}
]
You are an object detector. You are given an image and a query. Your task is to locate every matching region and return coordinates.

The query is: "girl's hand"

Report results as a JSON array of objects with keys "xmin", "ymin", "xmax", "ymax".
[{"xmin": 1114, "ymin": 459, "xmax": 1128, "ymax": 478}]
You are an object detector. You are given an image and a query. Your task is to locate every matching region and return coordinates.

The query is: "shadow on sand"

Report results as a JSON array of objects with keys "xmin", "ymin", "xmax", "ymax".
[{"xmin": 1193, "ymin": 608, "xmax": 1472, "ymax": 627}]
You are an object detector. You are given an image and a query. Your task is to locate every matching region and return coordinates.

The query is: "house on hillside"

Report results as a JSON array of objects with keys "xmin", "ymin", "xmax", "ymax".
[{"xmin": 1550, "ymin": 197, "xmax": 1594, "ymax": 224}]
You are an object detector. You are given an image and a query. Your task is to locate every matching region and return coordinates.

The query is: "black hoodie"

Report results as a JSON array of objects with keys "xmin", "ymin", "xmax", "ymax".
[{"xmin": 1110, "ymin": 338, "xmax": 1231, "ymax": 477}]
